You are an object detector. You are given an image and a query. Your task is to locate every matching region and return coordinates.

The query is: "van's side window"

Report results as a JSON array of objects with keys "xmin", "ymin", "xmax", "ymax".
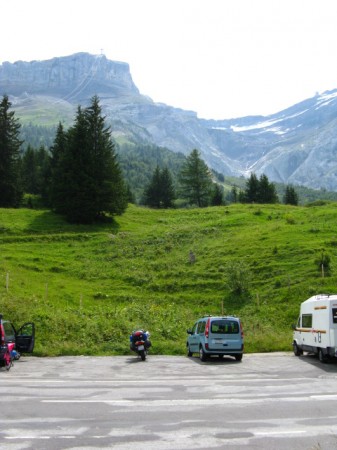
[
  {"xmin": 192, "ymin": 323, "xmax": 198, "ymax": 334},
  {"xmin": 333, "ymin": 308, "xmax": 337, "ymax": 324},
  {"xmin": 197, "ymin": 321, "xmax": 206, "ymax": 334},
  {"xmin": 302, "ymin": 314, "xmax": 312, "ymax": 328}
]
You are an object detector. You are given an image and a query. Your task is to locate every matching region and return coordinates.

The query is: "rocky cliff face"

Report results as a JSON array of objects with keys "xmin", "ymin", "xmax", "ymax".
[
  {"xmin": 0, "ymin": 52, "xmax": 139, "ymax": 100},
  {"xmin": 1, "ymin": 52, "xmax": 337, "ymax": 191}
]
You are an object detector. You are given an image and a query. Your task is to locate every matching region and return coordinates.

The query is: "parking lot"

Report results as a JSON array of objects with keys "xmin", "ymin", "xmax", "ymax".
[{"xmin": 1, "ymin": 352, "xmax": 337, "ymax": 449}]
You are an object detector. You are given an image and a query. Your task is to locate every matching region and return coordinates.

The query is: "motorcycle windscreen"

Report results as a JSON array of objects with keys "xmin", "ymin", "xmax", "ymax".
[{"xmin": 16, "ymin": 322, "xmax": 35, "ymax": 353}]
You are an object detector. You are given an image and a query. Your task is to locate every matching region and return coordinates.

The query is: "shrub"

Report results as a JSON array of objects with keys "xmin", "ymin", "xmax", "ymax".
[
  {"xmin": 224, "ymin": 260, "xmax": 252, "ymax": 295},
  {"xmin": 314, "ymin": 252, "xmax": 331, "ymax": 276}
]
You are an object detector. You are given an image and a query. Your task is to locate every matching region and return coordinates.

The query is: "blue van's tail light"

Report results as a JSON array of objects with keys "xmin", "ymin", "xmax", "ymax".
[
  {"xmin": 205, "ymin": 343, "xmax": 209, "ymax": 349},
  {"xmin": 205, "ymin": 318, "xmax": 210, "ymax": 338}
]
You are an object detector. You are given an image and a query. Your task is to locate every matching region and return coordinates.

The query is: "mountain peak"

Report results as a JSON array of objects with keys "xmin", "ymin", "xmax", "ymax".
[{"xmin": 0, "ymin": 52, "xmax": 139, "ymax": 102}]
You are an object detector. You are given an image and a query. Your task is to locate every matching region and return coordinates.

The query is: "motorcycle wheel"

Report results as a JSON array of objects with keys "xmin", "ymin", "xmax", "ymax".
[{"xmin": 140, "ymin": 350, "xmax": 146, "ymax": 361}]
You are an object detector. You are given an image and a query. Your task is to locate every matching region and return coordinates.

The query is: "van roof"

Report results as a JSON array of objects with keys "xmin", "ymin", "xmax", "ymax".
[
  {"xmin": 201, "ymin": 315, "xmax": 239, "ymax": 320},
  {"xmin": 304, "ymin": 294, "xmax": 337, "ymax": 303}
]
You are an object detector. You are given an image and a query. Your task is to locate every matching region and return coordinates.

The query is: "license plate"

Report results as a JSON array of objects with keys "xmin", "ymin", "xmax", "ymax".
[
  {"xmin": 212, "ymin": 339, "xmax": 224, "ymax": 344},
  {"xmin": 138, "ymin": 345, "xmax": 144, "ymax": 350}
]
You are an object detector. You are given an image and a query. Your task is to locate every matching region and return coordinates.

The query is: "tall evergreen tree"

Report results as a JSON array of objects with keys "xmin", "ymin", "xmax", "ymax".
[
  {"xmin": 283, "ymin": 185, "xmax": 299, "ymax": 205},
  {"xmin": 258, "ymin": 174, "xmax": 278, "ymax": 203},
  {"xmin": 21, "ymin": 145, "xmax": 51, "ymax": 198},
  {"xmin": 50, "ymin": 96, "xmax": 127, "ymax": 223},
  {"xmin": 245, "ymin": 173, "xmax": 259, "ymax": 203},
  {"xmin": 0, "ymin": 95, "xmax": 23, "ymax": 207},
  {"xmin": 210, "ymin": 183, "xmax": 224, "ymax": 206},
  {"xmin": 160, "ymin": 167, "xmax": 175, "ymax": 208},
  {"xmin": 21, "ymin": 145, "xmax": 38, "ymax": 194},
  {"xmin": 230, "ymin": 185, "xmax": 238, "ymax": 203},
  {"xmin": 143, "ymin": 165, "xmax": 162, "ymax": 207},
  {"xmin": 143, "ymin": 166, "xmax": 175, "ymax": 208},
  {"xmin": 178, "ymin": 149, "xmax": 213, "ymax": 207},
  {"xmin": 49, "ymin": 122, "xmax": 68, "ymax": 210}
]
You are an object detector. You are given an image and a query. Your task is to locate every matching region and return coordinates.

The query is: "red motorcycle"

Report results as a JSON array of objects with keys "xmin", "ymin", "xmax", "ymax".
[{"xmin": 130, "ymin": 330, "xmax": 151, "ymax": 361}]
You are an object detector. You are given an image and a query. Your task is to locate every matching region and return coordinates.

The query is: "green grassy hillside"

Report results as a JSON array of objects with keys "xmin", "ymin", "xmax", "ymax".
[{"xmin": 1, "ymin": 202, "xmax": 337, "ymax": 356}]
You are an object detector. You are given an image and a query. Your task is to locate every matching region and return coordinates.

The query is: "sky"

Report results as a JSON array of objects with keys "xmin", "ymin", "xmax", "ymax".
[{"xmin": 2, "ymin": 0, "xmax": 337, "ymax": 120}]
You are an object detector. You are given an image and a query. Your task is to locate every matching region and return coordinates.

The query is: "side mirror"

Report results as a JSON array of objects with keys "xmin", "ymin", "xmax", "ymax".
[{"xmin": 187, "ymin": 329, "xmax": 192, "ymax": 334}]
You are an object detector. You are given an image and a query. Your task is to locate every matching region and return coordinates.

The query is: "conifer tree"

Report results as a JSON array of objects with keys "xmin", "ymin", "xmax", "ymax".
[
  {"xmin": 178, "ymin": 149, "xmax": 213, "ymax": 207},
  {"xmin": 0, "ymin": 95, "xmax": 23, "ymax": 207},
  {"xmin": 49, "ymin": 122, "xmax": 68, "ymax": 212},
  {"xmin": 230, "ymin": 185, "xmax": 238, "ymax": 203},
  {"xmin": 258, "ymin": 174, "xmax": 278, "ymax": 203},
  {"xmin": 283, "ymin": 185, "xmax": 299, "ymax": 205},
  {"xmin": 50, "ymin": 96, "xmax": 127, "ymax": 223},
  {"xmin": 21, "ymin": 145, "xmax": 38, "ymax": 194},
  {"xmin": 160, "ymin": 167, "xmax": 175, "ymax": 208},
  {"xmin": 143, "ymin": 165, "xmax": 175, "ymax": 208},
  {"xmin": 245, "ymin": 173, "xmax": 259, "ymax": 203},
  {"xmin": 210, "ymin": 183, "xmax": 224, "ymax": 206},
  {"xmin": 143, "ymin": 165, "xmax": 162, "ymax": 208}
]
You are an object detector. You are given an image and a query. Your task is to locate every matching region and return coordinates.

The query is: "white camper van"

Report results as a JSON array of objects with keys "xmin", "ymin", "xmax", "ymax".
[{"xmin": 293, "ymin": 294, "xmax": 337, "ymax": 362}]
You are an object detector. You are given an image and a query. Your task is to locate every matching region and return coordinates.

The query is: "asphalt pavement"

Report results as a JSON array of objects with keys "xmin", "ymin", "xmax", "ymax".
[{"xmin": 1, "ymin": 352, "xmax": 337, "ymax": 449}]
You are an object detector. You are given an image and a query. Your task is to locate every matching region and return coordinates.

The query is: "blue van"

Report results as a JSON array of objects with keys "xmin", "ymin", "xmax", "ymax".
[{"xmin": 187, "ymin": 315, "xmax": 244, "ymax": 361}]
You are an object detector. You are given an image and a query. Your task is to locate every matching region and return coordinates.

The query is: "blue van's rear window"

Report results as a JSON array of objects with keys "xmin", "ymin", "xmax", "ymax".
[{"xmin": 211, "ymin": 320, "xmax": 239, "ymax": 334}]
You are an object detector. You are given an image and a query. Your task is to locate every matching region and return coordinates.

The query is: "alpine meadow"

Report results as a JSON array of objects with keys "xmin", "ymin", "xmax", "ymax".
[{"xmin": 1, "ymin": 201, "xmax": 337, "ymax": 356}]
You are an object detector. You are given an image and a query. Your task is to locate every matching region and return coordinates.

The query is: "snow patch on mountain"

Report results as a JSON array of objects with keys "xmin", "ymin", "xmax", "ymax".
[{"xmin": 315, "ymin": 91, "xmax": 337, "ymax": 110}]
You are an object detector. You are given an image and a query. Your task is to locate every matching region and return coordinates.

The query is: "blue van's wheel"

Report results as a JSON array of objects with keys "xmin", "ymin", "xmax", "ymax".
[
  {"xmin": 235, "ymin": 354, "xmax": 243, "ymax": 362},
  {"xmin": 187, "ymin": 345, "xmax": 193, "ymax": 357},
  {"xmin": 199, "ymin": 346, "xmax": 207, "ymax": 361}
]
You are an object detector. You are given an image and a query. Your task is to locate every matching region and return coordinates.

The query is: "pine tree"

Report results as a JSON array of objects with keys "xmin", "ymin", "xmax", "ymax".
[
  {"xmin": 0, "ymin": 95, "xmax": 23, "ymax": 207},
  {"xmin": 160, "ymin": 167, "xmax": 175, "ymax": 208},
  {"xmin": 258, "ymin": 174, "xmax": 278, "ymax": 203},
  {"xmin": 143, "ymin": 165, "xmax": 162, "ymax": 207},
  {"xmin": 245, "ymin": 173, "xmax": 259, "ymax": 203},
  {"xmin": 143, "ymin": 166, "xmax": 175, "ymax": 208},
  {"xmin": 49, "ymin": 122, "xmax": 68, "ymax": 212},
  {"xmin": 21, "ymin": 145, "xmax": 50, "ymax": 198},
  {"xmin": 50, "ymin": 96, "xmax": 127, "ymax": 223},
  {"xmin": 283, "ymin": 185, "xmax": 299, "ymax": 205},
  {"xmin": 178, "ymin": 149, "xmax": 213, "ymax": 207},
  {"xmin": 21, "ymin": 145, "xmax": 38, "ymax": 194},
  {"xmin": 230, "ymin": 185, "xmax": 238, "ymax": 203},
  {"xmin": 243, "ymin": 173, "xmax": 278, "ymax": 204},
  {"xmin": 210, "ymin": 183, "xmax": 224, "ymax": 206}
]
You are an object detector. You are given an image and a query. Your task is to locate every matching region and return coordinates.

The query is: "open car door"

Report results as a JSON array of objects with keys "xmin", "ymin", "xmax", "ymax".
[{"xmin": 15, "ymin": 322, "xmax": 35, "ymax": 353}]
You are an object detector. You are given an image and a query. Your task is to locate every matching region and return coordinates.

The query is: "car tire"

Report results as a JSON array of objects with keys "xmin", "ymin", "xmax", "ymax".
[
  {"xmin": 293, "ymin": 342, "xmax": 302, "ymax": 356},
  {"xmin": 235, "ymin": 354, "xmax": 243, "ymax": 362},
  {"xmin": 318, "ymin": 348, "xmax": 328, "ymax": 363},
  {"xmin": 199, "ymin": 346, "xmax": 207, "ymax": 362},
  {"xmin": 187, "ymin": 345, "xmax": 193, "ymax": 357}
]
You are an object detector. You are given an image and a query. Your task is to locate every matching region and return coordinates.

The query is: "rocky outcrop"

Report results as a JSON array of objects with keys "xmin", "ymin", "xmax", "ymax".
[{"xmin": 0, "ymin": 52, "xmax": 139, "ymax": 100}]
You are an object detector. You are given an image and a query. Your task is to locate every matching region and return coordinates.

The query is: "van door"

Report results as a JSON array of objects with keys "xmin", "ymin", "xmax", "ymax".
[
  {"xmin": 188, "ymin": 322, "xmax": 199, "ymax": 353},
  {"xmin": 16, "ymin": 322, "xmax": 35, "ymax": 353},
  {"xmin": 209, "ymin": 319, "xmax": 242, "ymax": 351}
]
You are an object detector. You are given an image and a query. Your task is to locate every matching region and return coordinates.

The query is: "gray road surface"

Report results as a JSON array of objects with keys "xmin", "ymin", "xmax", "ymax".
[{"xmin": 1, "ymin": 352, "xmax": 337, "ymax": 449}]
